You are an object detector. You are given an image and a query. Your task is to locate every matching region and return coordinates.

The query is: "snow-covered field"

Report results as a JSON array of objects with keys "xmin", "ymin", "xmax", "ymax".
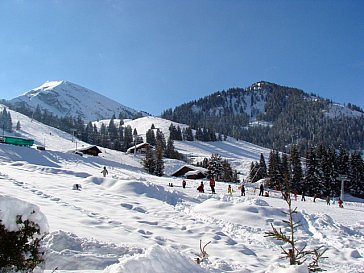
[{"xmin": 0, "ymin": 107, "xmax": 363, "ymax": 273}]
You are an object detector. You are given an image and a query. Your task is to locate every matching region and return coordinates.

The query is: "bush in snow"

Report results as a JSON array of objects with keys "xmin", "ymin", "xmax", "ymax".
[{"xmin": 0, "ymin": 196, "xmax": 49, "ymax": 273}]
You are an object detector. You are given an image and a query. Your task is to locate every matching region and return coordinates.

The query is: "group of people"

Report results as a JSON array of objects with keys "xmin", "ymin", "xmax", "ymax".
[
  {"xmin": 100, "ymin": 167, "xmax": 346, "ymax": 209},
  {"xmin": 195, "ymin": 179, "xmax": 247, "ymax": 196},
  {"xmin": 289, "ymin": 190, "xmax": 344, "ymax": 208}
]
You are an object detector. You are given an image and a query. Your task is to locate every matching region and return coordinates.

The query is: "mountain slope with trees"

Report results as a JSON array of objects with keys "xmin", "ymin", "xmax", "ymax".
[{"xmin": 162, "ymin": 81, "xmax": 364, "ymax": 153}]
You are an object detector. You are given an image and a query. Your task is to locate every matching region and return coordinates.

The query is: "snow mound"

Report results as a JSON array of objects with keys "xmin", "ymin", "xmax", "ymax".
[
  {"xmin": 103, "ymin": 244, "xmax": 209, "ymax": 273},
  {"xmin": 106, "ymin": 181, "xmax": 182, "ymax": 206},
  {"xmin": 43, "ymin": 230, "xmax": 143, "ymax": 270},
  {"xmin": 305, "ymin": 212, "xmax": 363, "ymax": 237},
  {"xmin": 0, "ymin": 194, "xmax": 49, "ymax": 233},
  {"xmin": 266, "ymin": 262, "xmax": 309, "ymax": 273}
]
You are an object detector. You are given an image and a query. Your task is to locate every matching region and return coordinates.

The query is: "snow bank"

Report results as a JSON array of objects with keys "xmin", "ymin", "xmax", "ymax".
[
  {"xmin": 103, "ymin": 244, "xmax": 209, "ymax": 273},
  {"xmin": 0, "ymin": 194, "xmax": 49, "ymax": 234},
  {"xmin": 43, "ymin": 231, "xmax": 143, "ymax": 270},
  {"xmin": 266, "ymin": 263, "xmax": 309, "ymax": 273}
]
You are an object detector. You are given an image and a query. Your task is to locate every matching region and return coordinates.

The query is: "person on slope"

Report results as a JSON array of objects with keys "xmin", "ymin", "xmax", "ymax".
[
  {"xmin": 338, "ymin": 198, "xmax": 344, "ymax": 208},
  {"xmin": 182, "ymin": 180, "xmax": 186, "ymax": 189},
  {"xmin": 301, "ymin": 191, "xmax": 306, "ymax": 201},
  {"xmin": 227, "ymin": 184, "xmax": 233, "ymax": 195},
  {"xmin": 197, "ymin": 181, "xmax": 204, "ymax": 193},
  {"xmin": 101, "ymin": 166, "xmax": 108, "ymax": 177},
  {"xmin": 326, "ymin": 195, "xmax": 330, "ymax": 205},
  {"xmin": 209, "ymin": 178, "xmax": 216, "ymax": 194},
  {"xmin": 259, "ymin": 184, "xmax": 264, "ymax": 196},
  {"xmin": 240, "ymin": 184, "xmax": 246, "ymax": 196}
]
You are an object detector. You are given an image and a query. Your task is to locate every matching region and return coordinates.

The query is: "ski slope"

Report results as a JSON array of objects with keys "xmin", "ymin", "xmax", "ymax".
[{"xmin": 0, "ymin": 106, "xmax": 363, "ymax": 273}]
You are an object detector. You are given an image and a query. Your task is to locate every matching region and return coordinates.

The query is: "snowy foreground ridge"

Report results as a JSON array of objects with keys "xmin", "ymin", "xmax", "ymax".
[{"xmin": 0, "ymin": 109, "xmax": 363, "ymax": 272}]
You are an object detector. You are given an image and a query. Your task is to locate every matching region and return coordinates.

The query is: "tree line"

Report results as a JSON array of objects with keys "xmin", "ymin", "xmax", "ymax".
[{"xmin": 249, "ymin": 144, "xmax": 364, "ymax": 198}]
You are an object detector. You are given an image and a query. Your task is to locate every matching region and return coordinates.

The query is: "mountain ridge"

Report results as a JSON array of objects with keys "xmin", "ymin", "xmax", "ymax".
[
  {"xmin": 161, "ymin": 81, "xmax": 364, "ymax": 152},
  {"xmin": 7, "ymin": 80, "xmax": 148, "ymax": 122}
]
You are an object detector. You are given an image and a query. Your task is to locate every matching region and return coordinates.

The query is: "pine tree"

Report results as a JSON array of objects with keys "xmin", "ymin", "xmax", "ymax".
[
  {"xmin": 320, "ymin": 146, "xmax": 334, "ymax": 196},
  {"xmin": 85, "ymin": 122, "xmax": 93, "ymax": 144},
  {"xmin": 281, "ymin": 153, "xmax": 291, "ymax": 189},
  {"xmin": 268, "ymin": 150, "xmax": 278, "ymax": 189},
  {"xmin": 207, "ymin": 154, "xmax": 223, "ymax": 180},
  {"xmin": 0, "ymin": 212, "xmax": 47, "ymax": 272},
  {"xmin": 108, "ymin": 116, "xmax": 118, "ymax": 141},
  {"xmin": 222, "ymin": 159, "xmax": 233, "ymax": 182},
  {"xmin": 304, "ymin": 146, "xmax": 320, "ymax": 196},
  {"xmin": 165, "ymin": 137, "xmax": 180, "ymax": 159},
  {"xmin": 146, "ymin": 128, "xmax": 156, "ymax": 146},
  {"xmin": 348, "ymin": 151, "xmax": 364, "ymax": 197},
  {"xmin": 249, "ymin": 161, "xmax": 260, "ymax": 182},
  {"xmin": 290, "ymin": 145, "xmax": 303, "ymax": 193},
  {"xmin": 184, "ymin": 126, "xmax": 194, "ymax": 141},
  {"xmin": 123, "ymin": 125, "xmax": 133, "ymax": 152},
  {"xmin": 337, "ymin": 145, "xmax": 349, "ymax": 180},
  {"xmin": 16, "ymin": 121, "xmax": 21, "ymax": 130},
  {"xmin": 100, "ymin": 123, "xmax": 108, "ymax": 148},
  {"xmin": 156, "ymin": 129, "xmax": 166, "ymax": 150},
  {"xmin": 143, "ymin": 145, "xmax": 155, "ymax": 174},
  {"xmin": 0, "ymin": 108, "xmax": 12, "ymax": 132},
  {"xmin": 258, "ymin": 153, "xmax": 267, "ymax": 179},
  {"xmin": 154, "ymin": 139, "xmax": 164, "ymax": 176},
  {"xmin": 202, "ymin": 158, "xmax": 209, "ymax": 168}
]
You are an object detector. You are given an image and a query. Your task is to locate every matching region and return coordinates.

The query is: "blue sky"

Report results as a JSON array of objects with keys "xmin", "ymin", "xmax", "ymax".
[{"xmin": 0, "ymin": 0, "xmax": 363, "ymax": 115}]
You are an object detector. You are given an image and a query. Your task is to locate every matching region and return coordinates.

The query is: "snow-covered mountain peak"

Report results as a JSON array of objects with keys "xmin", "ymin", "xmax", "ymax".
[
  {"xmin": 8, "ymin": 81, "xmax": 147, "ymax": 122},
  {"xmin": 34, "ymin": 80, "xmax": 64, "ymax": 91}
]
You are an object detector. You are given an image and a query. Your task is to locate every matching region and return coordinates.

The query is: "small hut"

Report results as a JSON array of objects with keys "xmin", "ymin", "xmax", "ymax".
[{"xmin": 76, "ymin": 145, "xmax": 102, "ymax": 156}]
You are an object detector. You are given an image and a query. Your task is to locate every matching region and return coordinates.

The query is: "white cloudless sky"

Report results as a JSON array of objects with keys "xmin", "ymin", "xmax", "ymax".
[{"xmin": 0, "ymin": 0, "xmax": 363, "ymax": 115}]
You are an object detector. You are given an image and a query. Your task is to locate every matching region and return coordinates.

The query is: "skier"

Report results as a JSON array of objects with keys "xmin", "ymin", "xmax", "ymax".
[
  {"xmin": 209, "ymin": 178, "xmax": 216, "ymax": 194},
  {"xmin": 101, "ymin": 166, "xmax": 108, "ymax": 177},
  {"xmin": 259, "ymin": 184, "xmax": 264, "ymax": 196},
  {"xmin": 240, "ymin": 184, "xmax": 245, "ymax": 196},
  {"xmin": 227, "ymin": 184, "xmax": 233, "ymax": 195},
  {"xmin": 301, "ymin": 191, "xmax": 306, "ymax": 201},
  {"xmin": 182, "ymin": 180, "xmax": 186, "ymax": 189},
  {"xmin": 73, "ymin": 184, "xmax": 82, "ymax": 190},
  {"xmin": 197, "ymin": 181, "xmax": 204, "ymax": 193},
  {"xmin": 326, "ymin": 195, "xmax": 330, "ymax": 205},
  {"xmin": 338, "ymin": 198, "xmax": 344, "ymax": 208},
  {"xmin": 313, "ymin": 194, "xmax": 317, "ymax": 203}
]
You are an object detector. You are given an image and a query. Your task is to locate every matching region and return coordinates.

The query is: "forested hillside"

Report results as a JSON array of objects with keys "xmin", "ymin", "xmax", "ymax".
[{"xmin": 162, "ymin": 81, "xmax": 364, "ymax": 154}]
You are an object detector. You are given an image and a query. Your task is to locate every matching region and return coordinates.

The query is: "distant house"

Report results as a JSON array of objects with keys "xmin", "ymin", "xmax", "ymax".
[
  {"xmin": 76, "ymin": 145, "xmax": 102, "ymax": 156},
  {"xmin": 171, "ymin": 165, "xmax": 208, "ymax": 179},
  {"xmin": 127, "ymin": 143, "xmax": 151, "ymax": 154}
]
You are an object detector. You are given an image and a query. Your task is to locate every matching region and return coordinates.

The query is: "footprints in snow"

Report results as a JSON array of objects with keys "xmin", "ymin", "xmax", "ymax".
[{"xmin": 120, "ymin": 202, "xmax": 147, "ymax": 213}]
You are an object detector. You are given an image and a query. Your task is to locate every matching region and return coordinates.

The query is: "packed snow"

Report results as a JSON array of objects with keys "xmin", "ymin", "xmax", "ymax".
[{"xmin": 0, "ymin": 106, "xmax": 363, "ymax": 273}]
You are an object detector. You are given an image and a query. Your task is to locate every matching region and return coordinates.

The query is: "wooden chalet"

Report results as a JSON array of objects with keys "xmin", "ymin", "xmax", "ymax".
[
  {"xmin": 171, "ymin": 165, "xmax": 208, "ymax": 179},
  {"xmin": 76, "ymin": 145, "xmax": 102, "ymax": 156}
]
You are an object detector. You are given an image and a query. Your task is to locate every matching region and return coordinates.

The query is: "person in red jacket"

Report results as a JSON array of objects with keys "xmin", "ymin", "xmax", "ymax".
[
  {"xmin": 209, "ymin": 178, "xmax": 216, "ymax": 194},
  {"xmin": 338, "ymin": 198, "xmax": 344, "ymax": 208},
  {"xmin": 197, "ymin": 181, "xmax": 204, "ymax": 193}
]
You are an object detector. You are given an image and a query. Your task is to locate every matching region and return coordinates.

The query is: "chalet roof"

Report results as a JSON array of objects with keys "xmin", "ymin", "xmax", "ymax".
[
  {"xmin": 127, "ymin": 142, "xmax": 151, "ymax": 153},
  {"xmin": 170, "ymin": 165, "xmax": 208, "ymax": 177},
  {"xmin": 76, "ymin": 145, "xmax": 102, "ymax": 153}
]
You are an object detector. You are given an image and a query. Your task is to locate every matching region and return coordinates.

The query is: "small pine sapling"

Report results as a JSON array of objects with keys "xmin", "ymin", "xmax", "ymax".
[{"xmin": 265, "ymin": 178, "xmax": 327, "ymax": 271}]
